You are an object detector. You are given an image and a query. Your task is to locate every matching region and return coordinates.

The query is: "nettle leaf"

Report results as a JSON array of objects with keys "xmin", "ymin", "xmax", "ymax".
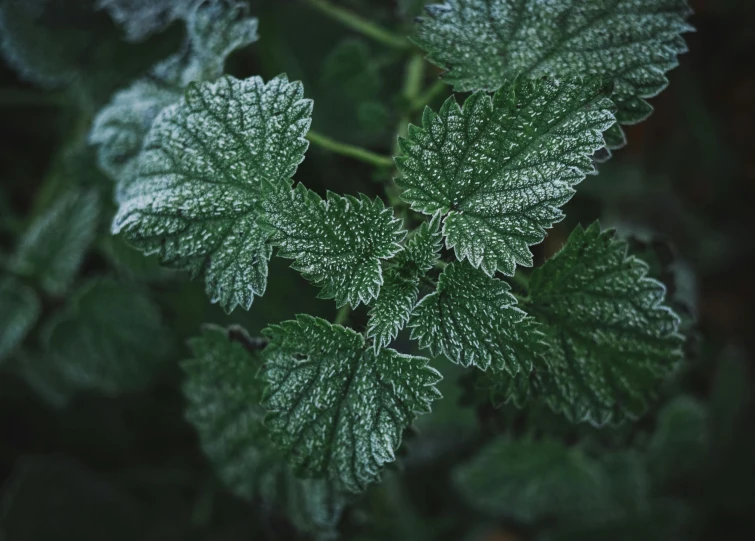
[
  {"xmin": 366, "ymin": 214, "xmax": 442, "ymax": 351},
  {"xmin": 96, "ymin": 0, "xmax": 194, "ymax": 42},
  {"xmin": 413, "ymin": 0, "xmax": 693, "ymax": 149},
  {"xmin": 525, "ymin": 223, "xmax": 684, "ymax": 425},
  {"xmin": 112, "ymin": 75, "xmax": 311, "ymax": 313},
  {"xmin": 10, "ymin": 189, "xmax": 100, "ymax": 296},
  {"xmin": 395, "ymin": 77, "xmax": 615, "ymax": 276},
  {"xmin": 183, "ymin": 325, "xmax": 345, "ymax": 539},
  {"xmin": 90, "ymin": 0, "xmax": 258, "ymax": 192},
  {"xmin": 0, "ymin": 277, "xmax": 41, "ymax": 363},
  {"xmin": 410, "ymin": 261, "xmax": 546, "ymax": 371},
  {"xmin": 262, "ymin": 315, "xmax": 442, "ymax": 493},
  {"xmin": 261, "ymin": 181, "xmax": 405, "ymax": 307},
  {"xmin": 454, "ymin": 438, "xmax": 616, "ymax": 523},
  {"xmin": 35, "ymin": 279, "xmax": 171, "ymax": 401}
]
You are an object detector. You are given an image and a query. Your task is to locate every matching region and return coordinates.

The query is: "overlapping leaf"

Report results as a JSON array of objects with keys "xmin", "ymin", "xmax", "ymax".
[
  {"xmin": 395, "ymin": 77, "xmax": 615, "ymax": 276},
  {"xmin": 0, "ymin": 276, "xmax": 40, "ymax": 363},
  {"xmin": 183, "ymin": 325, "xmax": 345, "ymax": 539},
  {"xmin": 522, "ymin": 223, "xmax": 683, "ymax": 425},
  {"xmin": 261, "ymin": 181, "xmax": 405, "ymax": 307},
  {"xmin": 366, "ymin": 214, "xmax": 442, "ymax": 351},
  {"xmin": 262, "ymin": 315, "xmax": 442, "ymax": 492},
  {"xmin": 413, "ymin": 0, "xmax": 693, "ymax": 149},
  {"xmin": 112, "ymin": 74, "xmax": 311, "ymax": 312},
  {"xmin": 410, "ymin": 261, "xmax": 546, "ymax": 371},
  {"xmin": 10, "ymin": 189, "xmax": 100, "ymax": 296},
  {"xmin": 96, "ymin": 0, "xmax": 194, "ymax": 42}
]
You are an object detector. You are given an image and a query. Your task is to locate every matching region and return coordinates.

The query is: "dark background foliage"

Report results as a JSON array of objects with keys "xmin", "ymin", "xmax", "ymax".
[{"xmin": 0, "ymin": 0, "xmax": 754, "ymax": 539}]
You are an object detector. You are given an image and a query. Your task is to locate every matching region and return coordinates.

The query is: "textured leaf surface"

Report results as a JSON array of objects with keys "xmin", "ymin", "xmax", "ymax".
[
  {"xmin": 395, "ymin": 77, "xmax": 615, "ymax": 276},
  {"xmin": 411, "ymin": 261, "xmax": 546, "ymax": 372},
  {"xmin": 10, "ymin": 189, "xmax": 100, "ymax": 295},
  {"xmin": 413, "ymin": 0, "xmax": 693, "ymax": 148},
  {"xmin": 39, "ymin": 279, "xmax": 171, "ymax": 400},
  {"xmin": 112, "ymin": 75, "xmax": 311, "ymax": 312},
  {"xmin": 262, "ymin": 315, "xmax": 442, "ymax": 492},
  {"xmin": 90, "ymin": 0, "xmax": 258, "ymax": 191},
  {"xmin": 525, "ymin": 223, "xmax": 683, "ymax": 425},
  {"xmin": 261, "ymin": 182, "xmax": 405, "ymax": 307},
  {"xmin": 183, "ymin": 325, "xmax": 345, "ymax": 539},
  {"xmin": 367, "ymin": 215, "xmax": 442, "ymax": 351},
  {"xmin": 96, "ymin": 0, "xmax": 193, "ymax": 41},
  {"xmin": 454, "ymin": 438, "xmax": 614, "ymax": 522},
  {"xmin": 0, "ymin": 277, "xmax": 40, "ymax": 362}
]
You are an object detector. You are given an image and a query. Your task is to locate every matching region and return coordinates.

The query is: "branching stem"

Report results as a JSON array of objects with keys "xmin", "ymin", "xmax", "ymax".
[
  {"xmin": 306, "ymin": 131, "xmax": 394, "ymax": 168},
  {"xmin": 409, "ymin": 80, "xmax": 448, "ymax": 112},
  {"xmin": 334, "ymin": 304, "xmax": 351, "ymax": 326}
]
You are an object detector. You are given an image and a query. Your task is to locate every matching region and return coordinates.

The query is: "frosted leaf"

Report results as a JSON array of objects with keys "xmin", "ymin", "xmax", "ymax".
[
  {"xmin": 395, "ymin": 77, "xmax": 615, "ymax": 276},
  {"xmin": 525, "ymin": 223, "xmax": 684, "ymax": 425},
  {"xmin": 454, "ymin": 438, "xmax": 618, "ymax": 523},
  {"xmin": 410, "ymin": 261, "xmax": 547, "ymax": 372},
  {"xmin": 112, "ymin": 75, "xmax": 312, "ymax": 313},
  {"xmin": 366, "ymin": 214, "xmax": 442, "ymax": 351},
  {"xmin": 260, "ymin": 181, "xmax": 406, "ymax": 307},
  {"xmin": 90, "ymin": 0, "xmax": 258, "ymax": 192},
  {"xmin": 183, "ymin": 325, "xmax": 345, "ymax": 539},
  {"xmin": 413, "ymin": 0, "xmax": 693, "ymax": 149},
  {"xmin": 10, "ymin": 189, "xmax": 100, "ymax": 296},
  {"xmin": 0, "ymin": 277, "xmax": 40, "ymax": 363},
  {"xmin": 96, "ymin": 0, "xmax": 194, "ymax": 42},
  {"xmin": 262, "ymin": 315, "xmax": 442, "ymax": 493},
  {"xmin": 39, "ymin": 279, "xmax": 171, "ymax": 401}
]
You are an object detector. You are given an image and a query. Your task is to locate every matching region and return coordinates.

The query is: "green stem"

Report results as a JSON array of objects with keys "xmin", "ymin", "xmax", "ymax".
[
  {"xmin": 334, "ymin": 304, "xmax": 351, "ymax": 326},
  {"xmin": 304, "ymin": 0, "xmax": 410, "ymax": 50},
  {"xmin": 306, "ymin": 131, "xmax": 394, "ymax": 168},
  {"xmin": 394, "ymin": 54, "xmax": 426, "ymax": 155},
  {"xmin": 409, "ymin": 80, "xmax": 448, "ymax": 112}
]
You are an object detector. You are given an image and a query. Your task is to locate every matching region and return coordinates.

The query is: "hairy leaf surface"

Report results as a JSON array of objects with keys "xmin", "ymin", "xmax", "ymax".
[
  {"xmin": 262, "ymin": 315, "xmax": 442, "ymax": 492},
  {"xmin": 112, "ymin": 75, "xmax": 311, "ymax": 312},
  {"xmin": 10, "ymin": 189, "xmax": 100, "ymax": 296},
  {"xmin": 261, "ymin": 182, "xmax": 405, "ymax": 307},
  {"xmin": 395, "ymin": 77, "xmax": 615, "ymax": 276},
  {"xmin": 0, "ymin": 277, "xmax": 40, "ymax": 362},
  {"xmin": 413, "ymin": 0, "xmax": 693, "ymax": 148},
  {"xmin": 183, "ymin": 325, "xmax": 345, "ymax": 539},
  {"xmin": 366, "ymin": 214, "xmax": 442, "ymax": 351},
  {"xmin": 525, "ymin": 223, "xmax": 683, "ymax": 425},
  {"xmin": 410, "ymin": 261, "xmax": 546, "ymax": 371}
]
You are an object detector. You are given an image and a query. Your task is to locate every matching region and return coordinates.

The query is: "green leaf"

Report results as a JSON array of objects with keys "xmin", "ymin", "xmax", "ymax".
[
  {"xmin": 525, "ymin": 223, "xmax": 683, "ymax": 425},
  {"xmin": 112, "ymin": 74, "xmax": 311, "ymax": 313},
  {"xmin": 410, "ymin": 261, "xmax": 546, "ymax": 372},
  {"xmin": 37, "ymin": 279, "xmax": 171, "ymax": 401},
  {"xmin": 413, "ymin": 0, "xmax": 693, "ymax": 148},
  {"xmin": 183, "ymin": 325, "xmax": 345, "ymax": 539},
  {"xmin": 260, "ymin": 181, "xmax": 405, "ymax": 307},
  {"xmin": 0, "ymin": 276, "xmax": 40, "ymax": 363},
  {"xmin": 90, "ymin": 0, "xmax": 259, "ymax": 191},
  {"xmin": 395, "ymin": 77, "xmax": 615, "ymax": 276},
  {"xmin": 366, "ymin": 214, "xmax": 442, "ymax": 351},
  {"xmin": 96, "ymin": 0, "xmax": 193, "ymax": 42},
  {"xmin": 262, "ymin": 315, "xmax": 442, "ymax": 493},
  {"xmin": 10, "ymin": 189, "xmax": 100, "ymax": 296},
  {"xmin": 453, "ymin": 438, "xmax": 615, "ymax": 523}
]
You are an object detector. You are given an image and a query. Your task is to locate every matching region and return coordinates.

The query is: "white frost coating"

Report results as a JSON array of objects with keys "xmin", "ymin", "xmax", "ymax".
[
  {"xmin": 396, "ymin": 77, "xmax": 615, "ymax": 276},
  {"xmin": 96, "ymin": 0, "xmax": 195, "ymax": 41},
  {"xmin": 112, "ymin": 75, "xmax": 312, "ymax": 313},
  {"xmin": 262, "ymin": 315, "xmax": 442, "ymax": 493},
  {"xmin": 413, "ymin": 0, "xmax": 693, "ymax": 148}
]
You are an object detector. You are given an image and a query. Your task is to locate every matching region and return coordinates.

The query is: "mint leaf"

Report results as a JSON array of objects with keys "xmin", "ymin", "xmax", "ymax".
[
  {"xmin": 413, "ymin": 0, "xmax": 693, "ymax": 149},
  {"xmin": 525, "ymin": 223, "xmax": 683, "ymax": 425},
  {"xmin": 10, "ymin": 189, "xmax": 100, "ymax": 296},
  {"xmin": 90, "ymin": 0, "xmax": 258, "ymax": 192},
  {"xmin": 96, "ymin": 0, "xmax": 193, "ymax": 42},
  {"xmin": 112, "ymin": 75, "xmax": 311, "ymax": 312},
  {"xmin": 366, "ymin": 214, "xmax": 442, "ymax": 351},
  {"xmin": 410, "ymin": 261, "xmax": 546, "ymax": 371},
  {"xmin": 261, "ymin": 181, "xmax": 405, "ymax": 307},
  {"xmin": 454, "ymin": 438, "xmax": 615, "ymax": 523},
  {"xmin": 395, "ymin": 77, "xmax": 615, "ymax": 276},
  {"xmin": 37, "ymin": 279, "xmax": 171, "ymax": 400},
  {"xmin": 262, "ymin": 315, "xmax": 442, "ymax": 492},
  {"xmin": 183, "ymin": 325, "xmax": 345, "ymax": 539},
  {"xmin": 0, "ymin": 276, "xmax": 40, "ymax": 363}
]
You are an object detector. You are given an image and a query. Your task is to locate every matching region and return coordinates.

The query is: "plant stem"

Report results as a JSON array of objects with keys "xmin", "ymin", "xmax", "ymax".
[
  {"xmin": 304, "ymin": 0, "xmax": 410, "ymax": 50},
  {"xmin": 334, "ymin": 304, "xmax": 351, "ymax": 326},
  {"xmin": 409, "ymin": 80, "xmax": 448, "ymax": 112},
  {"xmin": 306, "ymin": 131, "xmax": 394, "ymax": 168},
  {"xmin": 394, "ymin": 54, "xmax": 426, "ymax": 154}
]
